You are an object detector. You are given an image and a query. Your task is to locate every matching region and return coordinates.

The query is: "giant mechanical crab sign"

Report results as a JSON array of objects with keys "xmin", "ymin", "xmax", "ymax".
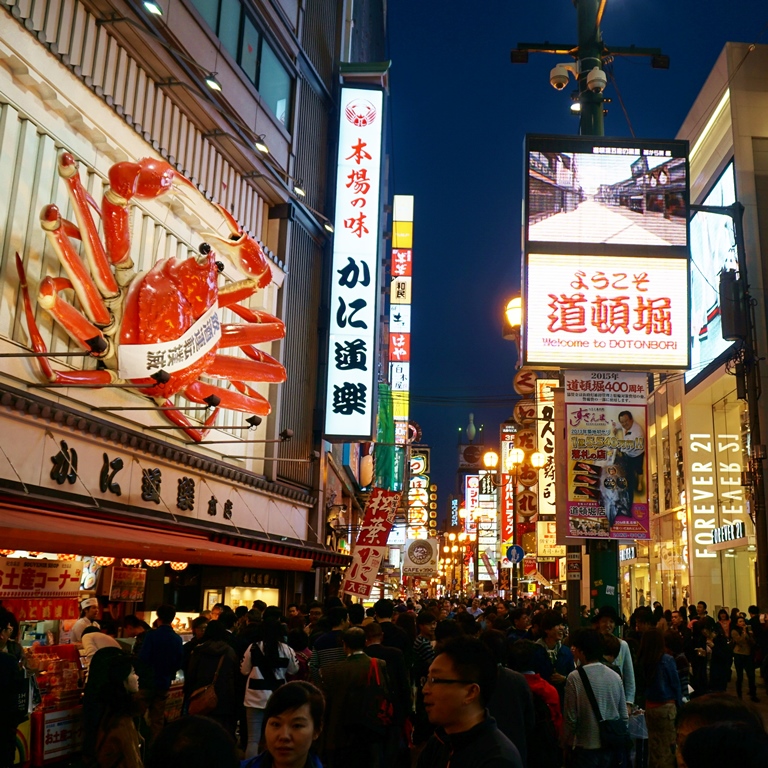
[{"xmin": 16, "ymin": 151, "xmax": 286, "ymax": 442}]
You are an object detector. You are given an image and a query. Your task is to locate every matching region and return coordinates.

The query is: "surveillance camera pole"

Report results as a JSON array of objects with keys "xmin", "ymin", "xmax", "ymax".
[{"xmin": 511, "ymin": 0, "xmax": 669, "ymax": 628}]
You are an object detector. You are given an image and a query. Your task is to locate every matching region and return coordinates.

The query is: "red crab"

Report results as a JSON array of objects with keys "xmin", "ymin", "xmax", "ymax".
[{"xmin": 16, "ymin": 151, "xmax": 286, "ymax": 441}]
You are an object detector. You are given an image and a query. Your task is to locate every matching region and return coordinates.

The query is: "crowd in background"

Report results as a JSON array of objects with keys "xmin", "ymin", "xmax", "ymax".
[{"xmin": 2, "ymin": 595, "xmax": 768, "ymax": 768}]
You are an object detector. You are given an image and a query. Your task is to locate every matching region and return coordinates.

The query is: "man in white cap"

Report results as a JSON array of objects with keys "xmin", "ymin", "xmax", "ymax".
[{"xmin": 71, "ymin": 597, "xmax": 100, "ymax": 643}]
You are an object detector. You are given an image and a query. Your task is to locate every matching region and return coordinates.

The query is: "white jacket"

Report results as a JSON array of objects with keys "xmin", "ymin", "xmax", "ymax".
[{"xmin": 240, "ymin": 641, "xmax": 298, "ymax": 709}]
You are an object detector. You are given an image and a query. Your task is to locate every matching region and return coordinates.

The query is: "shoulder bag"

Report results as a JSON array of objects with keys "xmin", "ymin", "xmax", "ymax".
[
  {"xmin": 577, "ymin": 665, "xmax": 630, "ymax": 750},
  {"xmin": 188, "ymin": 654, "xmax": 224, "ymax": 716}
]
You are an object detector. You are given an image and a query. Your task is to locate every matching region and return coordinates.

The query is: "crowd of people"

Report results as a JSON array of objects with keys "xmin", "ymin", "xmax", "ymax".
[{"xmin": 2, "ymin": 596, "xmax": 768, "ymax": 768}]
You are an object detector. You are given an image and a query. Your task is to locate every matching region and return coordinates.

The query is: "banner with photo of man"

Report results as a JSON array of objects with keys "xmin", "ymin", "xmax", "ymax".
[{"xmin": 564, "ymin": 371, "xmax": 650, "ymax": 540}]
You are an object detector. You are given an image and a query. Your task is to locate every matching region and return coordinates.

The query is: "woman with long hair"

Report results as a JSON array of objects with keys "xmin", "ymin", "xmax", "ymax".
[
  {"xmin": 716, "ymin": 608, "xmax": 731, "ymax": 640},
  {"xmin": 93, "ymin": 654, "xmax": 144, "ymax": 768},
  {"xmin": 241, "ymin": 618, "xmax": 299, "ymax": 759},
  {"xmin": 731, "ymin": 615, "xmax": 759, "ymax": 702},
  {"xmin": 636, "ymin": 630, "xmax": 682, "ymax": 768},
  {"xmin": 241, "ymin": 682, "xmax": 324, "ymax": 768}
]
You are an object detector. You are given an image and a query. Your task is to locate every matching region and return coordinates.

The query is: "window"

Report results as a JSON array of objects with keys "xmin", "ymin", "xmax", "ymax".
[
  {"xmin": 258, "ymin": 41, "xmax": 291, "ymax": 125},
  {"xmin": 188, "ymin": 0, "xmax": 293, "ymax": 127}
]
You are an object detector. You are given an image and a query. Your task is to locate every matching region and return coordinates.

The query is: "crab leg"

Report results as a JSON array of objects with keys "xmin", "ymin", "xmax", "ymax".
[
  {"xmin": 207, "ymin": 352, "xmax": 286, "ymax": 383},
  {"xmin": 40, "ymin": 205, "xmax": 113, "ymax": 328},
  {"xmin": 38, "ymin": 277, "xmax": 108, "ymax": 354},
  {"xmin": 158, "ymin": 399, "xmax": 221, "ymax": 443},
  {"xmin": 183, "ymin": 382, "xmax": 272, "ymax": 416},
  {"xmin": 219, "ymin": 321, "xmax": 285, "ymax": 347},
  {"xmin": 57, "ymin": 152, "xmax": 120, "ymax": 299},
  {"xmin": 15, "ymin": 254, "xmax": 113, "ymax": 385}
]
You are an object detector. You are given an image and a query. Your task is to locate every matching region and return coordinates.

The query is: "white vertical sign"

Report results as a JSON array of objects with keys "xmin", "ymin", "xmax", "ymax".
[{"xmin": 324, "ymin": 87, "xmax": 384, "ymax": 439}]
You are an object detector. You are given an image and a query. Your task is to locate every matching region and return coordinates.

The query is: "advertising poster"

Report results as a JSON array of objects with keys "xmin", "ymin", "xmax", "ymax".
[
  {"xmin": 564, "ymin": 371, "xmax": 650, "ymax": 539},
  {"xmin": 402, "ymin": 538, "xmax": 438, "ymax": 576},
  {"xmin": 108, "ymin": 567, "xmax": 147, "ymax": 601}
]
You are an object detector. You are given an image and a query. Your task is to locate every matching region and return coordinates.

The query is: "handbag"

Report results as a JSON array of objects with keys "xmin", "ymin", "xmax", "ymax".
[
  {"xmin": 577, "ymin": 666, "xmax": 630, "ymax": 750},
  {"xmin": 188, "ymin": 654, "xmax": 224, "ymax": 716}
]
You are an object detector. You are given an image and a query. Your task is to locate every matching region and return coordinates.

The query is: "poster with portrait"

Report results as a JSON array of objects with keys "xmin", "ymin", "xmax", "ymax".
[{"xmin": 564, "ymin": 371, "xmax": 650, "ymax": 540}]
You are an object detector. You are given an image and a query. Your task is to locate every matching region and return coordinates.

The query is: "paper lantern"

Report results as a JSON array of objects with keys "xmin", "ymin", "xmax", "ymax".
[
  {"xmin": 57, "ymin": 554, "xmax": 78, "ymax": 561},
  {"xmin": 93, "ymin": 556, "xmax": 115, "ymax": 567},
  {"xmin": 0, "ymin": 550, "xmax": 15, "ymax": 556},
  {"xmin": 121, "ymin": 558, "xmax": 142, "ymax": 566},
  {"xmin": 144, "ymin": 560, "xmax": 164, "ymax": 568},
  {"xmin": 169, "ymin": 562, "xmax": 188, "ymax": 571}
]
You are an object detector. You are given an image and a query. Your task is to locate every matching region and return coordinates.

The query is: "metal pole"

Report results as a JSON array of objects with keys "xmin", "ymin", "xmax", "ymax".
[
  {"xmin": 512, "ymin": 477, "xmax": 519, "ymax": 603},
  {"xmin": 731, "ymin": 203, "xmax": 768, "ymax": 607}
]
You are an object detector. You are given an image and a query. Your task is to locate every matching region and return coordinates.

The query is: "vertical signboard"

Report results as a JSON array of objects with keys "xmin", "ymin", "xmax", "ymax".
[
  {"xmin": 536, "ymin": 379, "xmax": 558, "ymax": 518},
  {"xmin": 324, "ymin": 87, "xmax": 384, "ymax": 440},
  {"xmin": 390, "ymin": 195, "xmax": 415, "ymax": 448},
  {"xmin": 500, "ymin": 423, "xmax": 516, "ymax": 547},
  {"xmin": 564, "ymin": 371, "xmax": 650, "ymax": 539},
  {"xmin": 341, "ymin": 488, "xmax": 401, "ymax": 598}
]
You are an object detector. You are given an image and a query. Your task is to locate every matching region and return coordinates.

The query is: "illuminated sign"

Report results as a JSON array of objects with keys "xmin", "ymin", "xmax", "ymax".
[
  {"xmin": 686, "ymin": 161, "xmax": 737, "ymax": 385},
  {"xmin": 325, "ymin": 86, "xmax": 384, "ymax": 440},
  {"xmin": 712, "ymin": 520, "xmax": 745, "ymax": 545},
  {"xmin": 536, "ymin": 379, "xmax": 558, "ymax": 518},
  {"xmin": 619, "ymin": 546, "xmax": 637, "ymax": 562},
  {"xmin": 525, "ymin": 253, "xmax": 689, "ymax": 369},
  {"xmin": 537, "ymin": 520, "xmax": 566, "ymax": 558},
  {"xmin": 564, "ymin": 371, "xmax": 650, "ymax": 540},
  {"xmin": 525, "ymin": 135, "xmax": 689, "ymax": 252}
]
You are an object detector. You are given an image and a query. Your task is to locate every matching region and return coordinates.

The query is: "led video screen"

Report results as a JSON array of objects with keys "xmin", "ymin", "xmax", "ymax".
[
  {"xmin": 686, "ymin": 162, "xmax": 737, "ymax": 386},
  {"xmin": 526, "ymin": 136, "xmax": 689, "ymax": 250}
]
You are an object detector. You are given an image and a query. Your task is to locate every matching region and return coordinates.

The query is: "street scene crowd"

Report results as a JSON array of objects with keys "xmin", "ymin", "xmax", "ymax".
[{"xmin": 3, "ymin": 596, "xmax": 768, "ymax": 768}]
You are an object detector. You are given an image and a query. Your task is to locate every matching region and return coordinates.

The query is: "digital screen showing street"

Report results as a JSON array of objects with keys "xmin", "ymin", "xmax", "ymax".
[
  {"xmin": 525, "ymin": 135, "xmax": 689, "ymax": 252},
  {"xmin": 524, "ymin": 253, "xmax": 690, "ymax": 369},
  {"xmin": 686, "ymin": 161, "xmax": 738, "ymax": 386}
]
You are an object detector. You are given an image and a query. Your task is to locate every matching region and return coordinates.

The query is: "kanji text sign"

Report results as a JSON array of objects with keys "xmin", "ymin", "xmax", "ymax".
[
  {"xmin": 525, "ymin": 253, "xmax": 689, "ymax": 369},
  {"xmin": 0, "ymin": 559, "xmax": 82, "ymax": 599},
  {"xmin": 325, "ymin": 87, "xmax": 384, "ymax": 440}
]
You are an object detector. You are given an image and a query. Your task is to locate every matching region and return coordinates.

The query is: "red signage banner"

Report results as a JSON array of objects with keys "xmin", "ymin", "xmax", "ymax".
[
  {"xmin": 341, "ymin": 488, "xmax": 402, "ymax": 598},
  {"xmin": 0, "ymin": 559, "xmax": 82, "ymax": 600}
]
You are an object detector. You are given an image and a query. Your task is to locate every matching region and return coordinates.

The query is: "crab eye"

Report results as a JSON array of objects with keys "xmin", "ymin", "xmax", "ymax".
[
  {"xmin": 216, "ymin": 261, "xmax": 225, "ymax": 273},
  {"xmin": 198, "ymin": 242, "xmax": 211, "ymax": 254}
]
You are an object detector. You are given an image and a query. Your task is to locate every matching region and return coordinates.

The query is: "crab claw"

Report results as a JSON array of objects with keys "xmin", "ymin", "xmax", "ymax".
[
  {"xmin": 107, "ymin": 158, "xmax": 197, "ymax": 202},
  {"xmin": 202, "ymin": 205, "xmax": 273, "ymax": 288}
]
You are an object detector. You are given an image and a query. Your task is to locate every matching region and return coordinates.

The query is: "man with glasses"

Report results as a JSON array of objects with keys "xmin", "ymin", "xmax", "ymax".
[{"xmin": 418, "ymin": 636, "xmax": 522, "ymax": 767}]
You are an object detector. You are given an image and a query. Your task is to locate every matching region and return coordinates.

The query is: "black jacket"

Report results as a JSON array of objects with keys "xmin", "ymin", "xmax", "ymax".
[
  {"xmin": 184, "ymin": 640, "xmax": 239, "ymax": 722},
  {"xmin": 365, "ymin": 644, "xmax": 412, "ymax": 724},
  {"xmin": 417, "ymin": 714, "xmax": 523, "ymax": 768}
]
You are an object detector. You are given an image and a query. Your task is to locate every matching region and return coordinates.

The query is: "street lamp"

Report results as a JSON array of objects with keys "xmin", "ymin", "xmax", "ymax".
[{"xmin": 483, "ymin": 447, "xmax": 546, "ymax": 601}]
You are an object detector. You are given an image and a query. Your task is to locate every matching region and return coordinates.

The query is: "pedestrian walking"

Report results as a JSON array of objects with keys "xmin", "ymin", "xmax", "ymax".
[
  {"xmin": 731, "ymin": 615, "xmax": 759, "ymax": 702},
  {"xmin": 241, "ymin": 617, "xmax": 299, "ymax": 758},
  {"xmin": 635, "ymin": 630, "xmax": 681, "ymax": 768},
  {"xmin": 93, "ymin": 656, "xmax": 144, "ymax": 768},
  {"xmin": 240, "ymin": 682, "xmax": 324, "ymax": 768},
  {"xmin": 563, "ymin": 628, "xmax": 628, "ymax": 768}
]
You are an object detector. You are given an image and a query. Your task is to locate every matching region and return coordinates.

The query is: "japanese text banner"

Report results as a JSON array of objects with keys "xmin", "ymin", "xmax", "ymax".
[
  {"xmin": 0, "ymin": 559, "xmax": 82, "ymax": 599},
  {"xmin": 324, "ymin": 87, "xmax": 384, "ymax": 440},
  {"xmin": 525, "ymin": 253, "xmax": 689, "ymax": 369},
  {"xmin": 341, "ymin": 488, "xmax": 401, "ymax": 598}
]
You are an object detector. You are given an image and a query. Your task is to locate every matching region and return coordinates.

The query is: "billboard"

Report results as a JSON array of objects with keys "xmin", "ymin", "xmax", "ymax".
[
  {"xmin": 325, "ymin": 87, "xmax": 384, "ymax": 440},
  {"xmin": 563, "ymin": 371, "xmax": 650, "ymax": 540},
  {"xmin": 686, "ymin": 161, "xmax": 738, "ymax": 386},
  {"xmin": 525, "ymin": 135, "xmax": 689, "ymax": 253},
  {"xmin": 524, "ymin": 253, "xmax": 689, "ymax": 369}
]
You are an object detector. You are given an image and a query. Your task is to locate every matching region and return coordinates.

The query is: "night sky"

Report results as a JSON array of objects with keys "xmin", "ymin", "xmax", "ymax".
[{"xmin": 385, "ymin": 2, "xmax": 766, "ymax": 521}]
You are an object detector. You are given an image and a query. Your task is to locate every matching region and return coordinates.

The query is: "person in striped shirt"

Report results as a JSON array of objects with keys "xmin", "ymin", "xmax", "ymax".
[{"xmin": 563, "ymin": 628, "xmax": 628, "ymax": 768}]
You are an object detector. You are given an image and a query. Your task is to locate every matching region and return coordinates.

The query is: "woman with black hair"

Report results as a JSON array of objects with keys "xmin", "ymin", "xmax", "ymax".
[
  {"xmin": 241, "ymin": 682, "xmax": 324, "ymax": 768},
  {"xmin": 636, "ymin": 630, "xmax": 681, "ymax": 768},
  {"xmin": 93, "ymin": 654, "xmax": 144, "ymax": 768},
  {"xmin": 241, "ymin": 619, "xmax": 299, "ymax": 758},
  {"xmin": 731, "ymin": 615, "xmax": 759, "ymax": 702},
  {"xmin": 184, "ymin": 620, "xmax": 239, "ymax": 735}
]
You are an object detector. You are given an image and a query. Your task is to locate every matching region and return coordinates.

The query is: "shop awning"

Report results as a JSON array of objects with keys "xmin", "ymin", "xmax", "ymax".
[{"xmin": 0, "ymin": 504, "xmax": 313, "ymax": 572}]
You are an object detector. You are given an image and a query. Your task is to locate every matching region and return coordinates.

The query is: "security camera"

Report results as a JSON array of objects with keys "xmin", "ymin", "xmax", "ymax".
[
  {"xmin": 550, "ymin": 64, "xmax": 571, "ymax": 91},
  {"xmin": 587, "ymin": 67, "xmax": 607, "ymax": 94}
]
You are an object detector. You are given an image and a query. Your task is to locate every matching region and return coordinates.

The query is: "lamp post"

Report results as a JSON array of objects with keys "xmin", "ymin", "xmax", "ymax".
[{"xmin": 483, "ymin": 447, "xmax": 546, "ymax": 602}]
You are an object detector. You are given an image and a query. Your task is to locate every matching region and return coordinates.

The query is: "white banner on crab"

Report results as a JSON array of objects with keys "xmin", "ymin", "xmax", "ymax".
[{"xmin": 118, "ymin": 303, "xmax": 221, "ymax": 379}]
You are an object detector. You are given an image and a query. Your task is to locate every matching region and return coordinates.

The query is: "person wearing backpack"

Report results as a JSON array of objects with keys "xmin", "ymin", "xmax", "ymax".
[
  {"xmin": 320, "ymin": 627, "xmax": 395, "ymax": 768},
  {"xmin": 241, "ymin": 618, "xmax": 299, "ymax": 759}
]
